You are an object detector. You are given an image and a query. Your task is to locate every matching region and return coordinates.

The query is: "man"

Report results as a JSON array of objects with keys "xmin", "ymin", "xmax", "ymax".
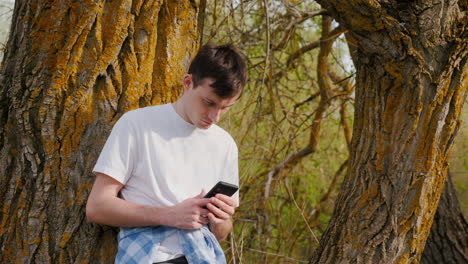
[{"xmin": 86, "ymin": 43, "xmax": 247, "ymax": 264}]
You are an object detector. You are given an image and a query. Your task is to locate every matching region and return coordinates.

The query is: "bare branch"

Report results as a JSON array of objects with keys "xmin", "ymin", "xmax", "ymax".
[{"xmin": 264, "ymin": 16, "xmax": 338, "ymax": 199}]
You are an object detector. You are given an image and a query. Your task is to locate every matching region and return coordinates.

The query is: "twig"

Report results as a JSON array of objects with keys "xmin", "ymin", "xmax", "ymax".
[
  {"xmin": 284, "ymin": 178, "xmax": 321, "ymax": 245},
  {"xmin": 309, "ymin": 159, "xmax": 349, "ymax": 222}
]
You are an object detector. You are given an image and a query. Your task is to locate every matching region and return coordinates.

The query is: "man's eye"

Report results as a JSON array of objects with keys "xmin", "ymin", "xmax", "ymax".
[{"xmin": 205, "ymin": 101, "xmax": 216, "ymax": 106}]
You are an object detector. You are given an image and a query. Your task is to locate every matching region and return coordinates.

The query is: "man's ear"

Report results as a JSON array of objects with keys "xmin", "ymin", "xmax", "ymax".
[{"xmin": 183, "ymin": 74, "xmax": 193, "ymax": 91}]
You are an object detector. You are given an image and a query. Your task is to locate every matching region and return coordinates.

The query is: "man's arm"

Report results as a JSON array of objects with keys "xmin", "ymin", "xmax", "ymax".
[
  {"xmin": 86, "ymin": 173, "xmax": 211, "ymax": 228},
  {"xmin": 206, "ymin": 194, "xmax": 237, "ymax": 241}
]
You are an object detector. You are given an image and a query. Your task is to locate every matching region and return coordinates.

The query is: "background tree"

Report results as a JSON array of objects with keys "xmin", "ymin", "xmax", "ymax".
[
  {"xmin": 421, "ymin": 171, "xmax": 468, "ymax": 263},
  {"xmin": 311, "ymin": 0, "xmax": 467, "ymax": 263},
  {"xmin": 0, "ymin": 0, "xmax": 205, "ymax": 262}
]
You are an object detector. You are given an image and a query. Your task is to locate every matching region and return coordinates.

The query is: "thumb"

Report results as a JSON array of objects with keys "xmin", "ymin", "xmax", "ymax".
[{"xmin": 195, "ymin": 188, "xmax": 206, "ymax": 198}]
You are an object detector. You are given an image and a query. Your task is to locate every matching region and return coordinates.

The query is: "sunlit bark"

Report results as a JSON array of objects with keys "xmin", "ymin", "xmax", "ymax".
[
  {"xmin": 311, "ymin": 0, "xmax": 467, "ymax": 263},
  {"xmin": 0, "ymin": 0, "xmax": 205, "ymax": 262}
]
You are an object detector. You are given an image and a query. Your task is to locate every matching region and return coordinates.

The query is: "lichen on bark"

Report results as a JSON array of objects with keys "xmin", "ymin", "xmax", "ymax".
[
  {"xmin": 310, "ymin": 0, "xmax": 467, "ymax": 263},
  {"xmin": 0, "ymin": 0, "xmax": 206, "ymax": 263}
]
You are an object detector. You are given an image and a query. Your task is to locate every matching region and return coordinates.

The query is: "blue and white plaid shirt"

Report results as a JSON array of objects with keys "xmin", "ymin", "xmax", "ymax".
[{"xmin": 115, "ymin": 225, "xmax": 226, "ymax": 264}]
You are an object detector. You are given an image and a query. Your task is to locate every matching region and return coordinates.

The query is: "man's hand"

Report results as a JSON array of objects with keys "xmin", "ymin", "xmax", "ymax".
[
  {"xmin": 168, "ymin": 190, "xmax": 211, "ymax": 229},
  {"xmin": 206, "ymin": 194, "xmax": 237, "ymax": 241}
]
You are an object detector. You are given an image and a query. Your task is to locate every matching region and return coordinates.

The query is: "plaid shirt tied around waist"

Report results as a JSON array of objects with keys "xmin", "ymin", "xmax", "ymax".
[{"xmin": 115, "ymin": 225, "xmax": 226, "ymax": 264}]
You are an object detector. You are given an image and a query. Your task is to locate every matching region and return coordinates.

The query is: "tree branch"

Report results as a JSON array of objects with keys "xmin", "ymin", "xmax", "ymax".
[{"xmin": 264, "ymin": 16, "xmax": 337, "ymax": 199}]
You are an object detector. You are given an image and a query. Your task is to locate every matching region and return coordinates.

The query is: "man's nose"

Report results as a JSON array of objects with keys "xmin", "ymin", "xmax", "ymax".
[{"xmin": 209, "ymin": 109, "xmax": 222, "ymax": 123}]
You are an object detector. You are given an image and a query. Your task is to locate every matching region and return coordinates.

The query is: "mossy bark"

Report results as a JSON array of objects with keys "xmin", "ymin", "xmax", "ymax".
[
  {"xmin": 311, "ymin": 0, "xmax": 467, "ymax": 263},
  {"xmin": 421, "ymin": 172, "xmax": 468, "ymax": 264},
  {"xmin": 0, "ymin": 0, "xmax": 205, "ymax": 263}
]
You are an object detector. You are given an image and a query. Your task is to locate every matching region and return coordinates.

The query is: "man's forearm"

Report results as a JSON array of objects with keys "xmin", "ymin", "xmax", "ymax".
[
  {"xmin": 209, "ymin": 219, "xmax": 233, "ymax": 242},
  {"xmin": 86, "ymin": 173, "xmax": 179, "ymax": 228},
  {"xmin": 86, "ymin": 193, "xmax": 171, "ymax": 227},
  {"xmin": 88, "ymin": 174, "xmax": 213, "ymax": 229}
]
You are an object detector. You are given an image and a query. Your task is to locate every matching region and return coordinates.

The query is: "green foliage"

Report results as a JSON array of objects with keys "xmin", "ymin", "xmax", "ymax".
[
  {"xmin": 450, "ymin": 106, "xmax": 468, "ymax": 216},
  {"xmin": 205, "ymin": 0, "xmax": 355, "ymax": 262}
]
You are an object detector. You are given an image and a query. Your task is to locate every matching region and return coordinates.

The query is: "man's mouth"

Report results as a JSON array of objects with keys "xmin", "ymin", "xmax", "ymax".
[{"xmin": 202, "ymin": 120, "xmax": 212, "ymax": 126}]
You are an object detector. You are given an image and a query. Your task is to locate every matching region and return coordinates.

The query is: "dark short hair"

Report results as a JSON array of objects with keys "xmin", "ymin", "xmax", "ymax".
[{"xmin": 188, "ymin": 43, "xmax": 247, "ymax": 98}]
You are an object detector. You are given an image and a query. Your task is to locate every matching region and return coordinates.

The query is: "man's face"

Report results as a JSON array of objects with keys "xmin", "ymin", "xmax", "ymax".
[{"xmin": 182, "ymin": 75, "xmax": 239, "ymax": 129}]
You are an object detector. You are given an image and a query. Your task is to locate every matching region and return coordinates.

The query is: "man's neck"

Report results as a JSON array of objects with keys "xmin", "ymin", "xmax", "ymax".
[{"xmin": 172, "ymin": 99, "xmax": 191, "ymax": 125}]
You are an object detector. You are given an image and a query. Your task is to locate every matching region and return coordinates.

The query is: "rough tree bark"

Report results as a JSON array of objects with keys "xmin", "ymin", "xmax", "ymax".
[
  {"xmin": 311, "ymin": 0, "xmax": 467, "ymax": 263},
  {"xmin": 421, "ymin": 171, "xmax": 468, "ymax": 264},
  {"xmin": 0, "ymin": 0, "xmax": 205, "ymax": 263}
]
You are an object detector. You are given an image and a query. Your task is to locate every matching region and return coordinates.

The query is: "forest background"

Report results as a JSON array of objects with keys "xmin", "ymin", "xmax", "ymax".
[{"xmin": 0, "ymin": 0, "xmax": 466, "ymax": 263}]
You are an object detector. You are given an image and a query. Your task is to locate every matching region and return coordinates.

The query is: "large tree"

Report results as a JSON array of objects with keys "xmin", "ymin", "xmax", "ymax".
[
  {"xmin": 311, "ymin": 0, "xmax": 467, "ymax": 263},
  {"xmin": 0, "ymin": 0, "xmax": 205, "ymax": 262}
]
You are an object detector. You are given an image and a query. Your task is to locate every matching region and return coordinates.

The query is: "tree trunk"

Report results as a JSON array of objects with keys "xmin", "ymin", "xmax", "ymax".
[
  {"xmin": 0, "ymin": 0, "xmax": 205, "ymax": 263},
  {"xmin": 421, "ymin": 171, "xmax": 468, "ymax": 264},
  {"xmin": 311, "ymin": 0, "xmax": 467, "ymax": 263}
]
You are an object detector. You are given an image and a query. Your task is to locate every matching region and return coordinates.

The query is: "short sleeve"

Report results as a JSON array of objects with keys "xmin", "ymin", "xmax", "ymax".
[
  {"xmin": 222, "ymin": 139, "xmax": 239, "ymax": 206},
  {"xmin": 93, "ymin": 113, "xmax": 137, "ymax": 184}
]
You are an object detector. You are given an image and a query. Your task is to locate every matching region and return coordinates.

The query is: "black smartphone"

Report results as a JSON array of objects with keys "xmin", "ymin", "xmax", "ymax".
[{"xmin": 204, "ymin": 181, "xmax": 239, "ymax": 198}]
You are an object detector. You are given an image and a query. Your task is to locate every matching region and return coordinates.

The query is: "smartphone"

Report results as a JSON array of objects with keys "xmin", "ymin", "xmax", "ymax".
[{"xmin": 204, "ymin": 181, "xmax": 239, "ymax": 198}]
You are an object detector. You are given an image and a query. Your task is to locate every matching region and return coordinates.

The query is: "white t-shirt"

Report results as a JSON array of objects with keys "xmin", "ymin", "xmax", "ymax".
[{"xmin": 93, "ymin": 103, "xmax": 239, "ymax": 261}]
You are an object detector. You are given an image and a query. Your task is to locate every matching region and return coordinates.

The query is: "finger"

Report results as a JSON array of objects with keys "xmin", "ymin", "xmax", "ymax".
[
  {"xmin": 197, "ymin": 215, "xmax": 210, "ymax": 225},
  {"xmin": 215, "ymin": 194, "xmax": 238, "ymax": 207},
  {"xmin": 207, "ymin": 212, "xmax": 222, "ymax": 224},
  {"xmin": 197, "ymin": 198, "xmax": 211, "ymax": 207},
  {"xmin": 210, "ymin": 197, "xmax": 235, "ymax": 216},
  {"xmin": 207, "ymin": 202, "xmax": 230, "ymax": 220},
  {"xmin": 195, "ymin": 189, "xmax": 205, "ymax": 198},
  {"xmin": 192, "ymin": 222, "xmax": 204, "ymax": 229},
  {"xmin": 185, "ymin": 218, "xmax": 203, "ymax": 229},
  {"xmin": 200, "ymin": 208, "xmax": 210, "ymax": 216}
]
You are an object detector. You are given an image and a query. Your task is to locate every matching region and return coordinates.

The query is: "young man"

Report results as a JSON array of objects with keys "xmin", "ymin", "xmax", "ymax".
[{"xmin": 86, "ymin": 43, "xmax": 247, "ymax": 264}]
